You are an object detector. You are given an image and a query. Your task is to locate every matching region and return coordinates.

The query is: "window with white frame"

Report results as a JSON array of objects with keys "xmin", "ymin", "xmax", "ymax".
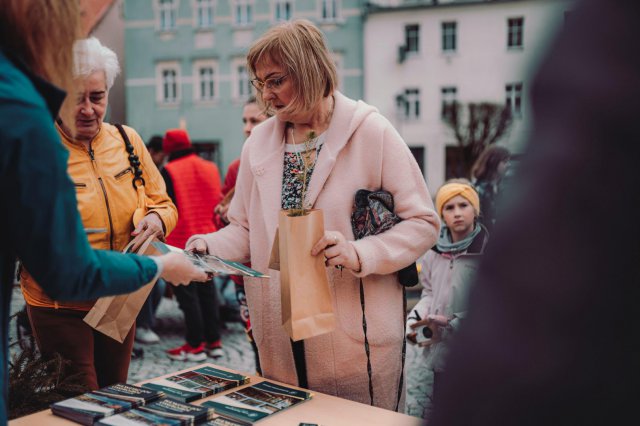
[
  {"xmin": 195, "ymin": 0, "xmax": 214, "ymax": 29},
  {"xmin": 405, "ymin": 24, "xmax": 419, "ymax": 53},
  {"xmin": 237, "ymin": 64, "xmax": 252, "ymax": 99},
  {"xmin": 505, "ymin": 82, "xmax": 523, "ymax": 117},
  {"xmin": 441, "ymin": 86, "xmax": 457, "ymax": 118},
  {"xmin": 507, "ymin": 17, "xmax": 524, "ymax": 48},
  {"xmin": 233, "ymin": 0, "xmax": 253, "ymax": 26},
  {"xmin": 274, "ymin": 0, "xmax": 292, "ymax": 22},
  {"xmin": 442, "ymin": 21, "xmax": 457, "ymax": 52},
  {"xmin": 157, "ymin": 63, "xmax": 181, "ymax": 104},
  {"xmin": 402, "ymin": 88, "xmax": 420, "ymax": 119},
  {"xmin": 157, "ymin": 0, "xmax": 177, "ymax": 32},
  {"xmin": 194, "ymin": 61, "xmax": 217, "ymax": 101},
  {"xmin": 320, "ymin": 0, "xmax": 339, "ymax": 22}
]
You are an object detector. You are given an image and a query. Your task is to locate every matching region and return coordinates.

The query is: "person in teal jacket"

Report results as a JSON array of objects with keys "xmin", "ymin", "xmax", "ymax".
[{"xmin": 0, "ymin": 1, "xmax": 207, "ymax": 422}]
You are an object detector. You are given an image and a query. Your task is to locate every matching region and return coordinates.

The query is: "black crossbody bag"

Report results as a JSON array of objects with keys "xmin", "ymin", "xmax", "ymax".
[{"xmin": 350, "ymin": 189, "xmax": 419, "ymax": 411}]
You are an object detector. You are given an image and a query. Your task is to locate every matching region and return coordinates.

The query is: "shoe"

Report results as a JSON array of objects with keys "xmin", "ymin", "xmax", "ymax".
[
  {"xmin": 206, "ymin": 340, "xmax": 224, "ymax": 359},
  {"xmin": 135, "ymin": 327, "xmax": 160, "ymax": 344},
  {"xmin": 166, "ymin": 342, "xmax": 207, "ymax": 361},
  {"xmin": 131, "ymin": 347, "xmax": 144, "ymax": 359}
]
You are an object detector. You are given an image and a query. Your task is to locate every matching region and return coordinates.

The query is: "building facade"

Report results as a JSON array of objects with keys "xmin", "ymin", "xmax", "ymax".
[
  {"xmin": 364, "ymin": 0, "xmax": 573, "ymax": 190},
  {"xmin": 123, "ymin": 0, "xmax": 365, "ymax": 172},
  {"xmin": 91, "ymin": 0, "xmax": 126, "ymax": 125}
]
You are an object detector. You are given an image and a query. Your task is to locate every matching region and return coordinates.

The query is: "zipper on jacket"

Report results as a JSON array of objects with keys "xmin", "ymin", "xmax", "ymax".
[
  {"xmin": 114, "ymin": 167, "xmax": 132, "ymax": 179},
  {"xmin": 89, "ymin": 145, "xmax": 115, "ymax": 250}
]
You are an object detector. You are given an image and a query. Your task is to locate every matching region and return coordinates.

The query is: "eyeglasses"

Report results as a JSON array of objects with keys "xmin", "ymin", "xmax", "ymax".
[{"xmin": 250, "ymin": 74, "xmax": 289, "ymax": 92}]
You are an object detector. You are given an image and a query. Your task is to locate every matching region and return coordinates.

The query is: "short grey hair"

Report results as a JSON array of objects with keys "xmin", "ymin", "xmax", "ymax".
[{"xmin": 73, "ymin": 37, "xmax": 120, "ymax": 90}]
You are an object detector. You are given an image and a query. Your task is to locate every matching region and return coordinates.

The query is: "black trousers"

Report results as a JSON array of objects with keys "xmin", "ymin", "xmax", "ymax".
[{"xmin": 172, "ymin": 280, "xmax": 221, "ymax": 347}]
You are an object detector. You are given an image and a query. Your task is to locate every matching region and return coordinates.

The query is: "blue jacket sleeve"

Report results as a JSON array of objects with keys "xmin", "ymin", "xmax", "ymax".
[{"xmin": 3, "ymin": 102, "xmax": 157, "ymax": 300}]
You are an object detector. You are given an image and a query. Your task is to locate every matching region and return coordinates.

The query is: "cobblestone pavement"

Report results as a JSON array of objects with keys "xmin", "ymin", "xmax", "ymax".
[{"xmin": 8, "ymin": 285, "xmax": 428, "ymax": 419}]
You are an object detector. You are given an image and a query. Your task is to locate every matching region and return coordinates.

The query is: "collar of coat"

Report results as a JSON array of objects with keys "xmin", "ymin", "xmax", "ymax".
[
  {"xmin": 244, "ymin": 90, "xmax": 376, "ymax": 234},
  {"xmin": 1, "ymin": 48, "xmax": 66, "ymax": 119}
]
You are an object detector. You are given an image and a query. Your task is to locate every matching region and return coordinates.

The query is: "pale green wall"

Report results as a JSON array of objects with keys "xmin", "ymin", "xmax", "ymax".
[{"xmin": 124, "ymin": 0, "xmax": 364, "ymax": 175}]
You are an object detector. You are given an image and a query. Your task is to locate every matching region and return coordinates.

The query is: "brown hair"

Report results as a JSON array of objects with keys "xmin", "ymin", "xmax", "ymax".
[
  {"xmin": 246, "ymin": 19, "xmax": 337, "ymax": 117},
  {"xmin": 0, "ymin": 0, "xmax": 80, "ymax": 125},
  {"xmin": 471, "ymin": 145, "xmax": 510, "ymax": 183}
]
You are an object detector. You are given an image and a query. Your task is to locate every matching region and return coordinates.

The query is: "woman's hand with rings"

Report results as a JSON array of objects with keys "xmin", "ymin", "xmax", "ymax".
[{"xmin": 311, "ymin": 231, "xmax": 361, "ymax": 272}]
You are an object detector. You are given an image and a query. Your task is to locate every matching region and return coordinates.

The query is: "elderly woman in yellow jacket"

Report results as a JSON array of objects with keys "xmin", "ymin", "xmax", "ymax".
[{"xmin": 20, "ymin": 37, "xmax": 177, "ymax": 390}]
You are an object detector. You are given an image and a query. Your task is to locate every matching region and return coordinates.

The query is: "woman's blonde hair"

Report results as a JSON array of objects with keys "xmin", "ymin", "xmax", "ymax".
[
  {"xmin": 247, "ymin": 19, "xmax": 338, "ymax": 117},
  {"xmin": 0, "ymin": 0, "xmax": 80, "ymax": 125}
]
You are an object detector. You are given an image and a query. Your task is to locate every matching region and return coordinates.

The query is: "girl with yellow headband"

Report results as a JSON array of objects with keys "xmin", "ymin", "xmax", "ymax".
[{"xmin": 405, "ymin": 179, "xmax": 489, "ymax": 420}]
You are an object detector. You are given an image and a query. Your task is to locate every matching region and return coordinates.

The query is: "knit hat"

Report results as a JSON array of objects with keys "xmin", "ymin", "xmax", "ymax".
[
  {"xmin": 163, "ymin": 129, "xmax": 192, "ymax": 154},
  {"xmin": 435, "ymin": 182, "xmax": 480, "ymax": 217}
]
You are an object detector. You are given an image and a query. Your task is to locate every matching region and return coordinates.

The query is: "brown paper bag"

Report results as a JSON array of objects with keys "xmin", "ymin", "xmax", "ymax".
[
  {"xmin": 83, "ymin": 235, "xmax": 159, "ymax": 343},
  {"xmin": 278, "ymin": 209, "xmax": 336, "ymax": 341}
]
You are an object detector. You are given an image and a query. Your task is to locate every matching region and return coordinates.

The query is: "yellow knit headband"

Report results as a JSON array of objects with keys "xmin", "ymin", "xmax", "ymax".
[{"xmin": 435, "ymin": 183, "xmax": 480, "ymax": 217}]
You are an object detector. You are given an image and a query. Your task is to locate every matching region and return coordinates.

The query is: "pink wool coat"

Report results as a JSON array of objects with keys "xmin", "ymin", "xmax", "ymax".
[{"xmin": 188, "ymin": 91, "xmax": 439, "ymax": 410}]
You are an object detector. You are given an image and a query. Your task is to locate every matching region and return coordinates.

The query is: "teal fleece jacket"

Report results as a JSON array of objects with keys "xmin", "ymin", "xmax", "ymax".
[{"xmin": 0, "ymin": 50, "xmax": 157, "ymax": 423}]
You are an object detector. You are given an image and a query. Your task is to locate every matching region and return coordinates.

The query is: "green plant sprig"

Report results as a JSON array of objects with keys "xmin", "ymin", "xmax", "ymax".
[{"xmin": 289, "ymin": 130, "xmax": 318, "ymax": 217}]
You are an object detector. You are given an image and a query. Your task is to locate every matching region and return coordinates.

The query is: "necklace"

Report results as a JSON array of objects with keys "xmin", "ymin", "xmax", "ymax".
[
  {"xmin": 289, "ymin": 128, "xmax": 323, "ymax": 211},
  {"xmin": 290, "ymin": 128, "xmax": 320, "ymax": 173},
  {"xmin": 288, "ymin": 95, "xmax": 334, "ymax": 170}
]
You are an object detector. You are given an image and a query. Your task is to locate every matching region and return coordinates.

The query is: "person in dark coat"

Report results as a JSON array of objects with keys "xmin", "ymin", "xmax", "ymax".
[
  {"xmin": 470, "ymin": 145, "xmax": 510, "ymax": 234},
  {"xmin": 429, "ymin": 1, "xmax": 640, "ymax": 425}
]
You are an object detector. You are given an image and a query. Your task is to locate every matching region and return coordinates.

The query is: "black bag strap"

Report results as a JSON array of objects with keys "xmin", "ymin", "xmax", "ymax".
[
  {"xmin": 396, "ymin": 286, "xmax": 407, "ymax": 412},
  {"xmin": 359, "ymin": 278, "xmax": 374, "ymax": 406},
  {"xmin": 114, "ymin": 123, "xmax": 145, "ymax": 190},
  {"xmin": 359, "ymin": 279, "xmax": 407, "ymax": 411}
]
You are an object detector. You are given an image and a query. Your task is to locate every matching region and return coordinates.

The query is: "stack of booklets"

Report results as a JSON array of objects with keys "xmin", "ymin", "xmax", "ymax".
[
  {"xmin": 50, "ymin": 383, "xmax": 164, "ymax": 425},
  {"xmin": 142, "ymin": 366, "xmax": 250, "ymax": 403},
  {"xmin": 152, "ymin": 242, "xmax": 269, "ymax": 278},
  {"xmin": 99, "ymin": 399, "xmax": 250, "ymax": 426},
  {"xmin": 95, "ymin": 397, "xmax": 219, "ymax": 425},
  {"xmin": 201, "ymin": 380, "xmax": 313, "ymax": 424}
]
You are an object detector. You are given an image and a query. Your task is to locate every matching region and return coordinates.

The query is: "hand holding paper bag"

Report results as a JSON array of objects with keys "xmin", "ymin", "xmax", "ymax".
[
  {"xmin": 270, "ymin": 209, "xmax": 336, "ymax": 341},
  {"xmin": 83, "ymin": 235, "xmax": 207, "ymax": 343}
]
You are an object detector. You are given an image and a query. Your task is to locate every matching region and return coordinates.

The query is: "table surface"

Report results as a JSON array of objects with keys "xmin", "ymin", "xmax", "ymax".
[{"xmin": 10, "ymin": 363, "xmax": 422, "ymax": 426}]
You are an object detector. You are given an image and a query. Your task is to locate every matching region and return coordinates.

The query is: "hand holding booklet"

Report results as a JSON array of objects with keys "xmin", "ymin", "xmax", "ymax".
[{"xmin": 152, "ymin": 242, "xmax": 269, "ymax": 278}]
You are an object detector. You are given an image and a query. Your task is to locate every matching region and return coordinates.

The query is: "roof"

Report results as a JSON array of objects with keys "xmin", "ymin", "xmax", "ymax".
[
  {"xmin": 80, "ymin": 0, "xmax": 117, "ymax": 36},
  {"xmin": 365, "ymin": 0, "xmax": 537, "ymax": 15}
]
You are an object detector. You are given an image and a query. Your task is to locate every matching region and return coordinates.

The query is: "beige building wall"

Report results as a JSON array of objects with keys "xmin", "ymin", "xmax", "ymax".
[{"xmin": 364, "ymin": 0, "xmax": 573, "ymax": 190}]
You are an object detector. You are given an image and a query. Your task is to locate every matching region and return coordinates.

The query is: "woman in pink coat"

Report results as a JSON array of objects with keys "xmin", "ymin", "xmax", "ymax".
[{"xmin": 187, "ymin": 19, "xmax": 440, "ymax": 411}]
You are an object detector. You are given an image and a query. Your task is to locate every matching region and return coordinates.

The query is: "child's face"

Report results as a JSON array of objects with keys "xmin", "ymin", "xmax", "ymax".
[{"xmin": 442, "ymin": 195, "xmax": 476, "ymax": 241}]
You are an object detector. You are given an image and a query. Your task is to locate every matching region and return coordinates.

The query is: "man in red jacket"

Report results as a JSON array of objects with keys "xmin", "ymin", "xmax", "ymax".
[{"xmin": 161, "ymin": 128, "xmax": 224, "ymax": 360}]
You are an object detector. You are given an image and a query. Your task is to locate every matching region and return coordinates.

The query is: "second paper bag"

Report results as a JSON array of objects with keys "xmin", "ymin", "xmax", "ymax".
[
  {"xmin": 278, "ymin": 209, "xmax": 335, "ymax": 341},
  {"xmin": 83, "ymin": 235, "xmax": 159, "ymax": 343}
]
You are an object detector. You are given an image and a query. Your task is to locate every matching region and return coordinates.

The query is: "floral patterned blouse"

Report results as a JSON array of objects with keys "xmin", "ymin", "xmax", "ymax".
[{"xmin": 281, "ymin": 133, "xmax": 326, "ymax": 210}]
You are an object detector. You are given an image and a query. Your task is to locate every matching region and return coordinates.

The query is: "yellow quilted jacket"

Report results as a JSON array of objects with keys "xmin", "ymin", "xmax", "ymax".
[{"xmin": 20, "ymin": 123, "xmax": 177, "ymax": 311}]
